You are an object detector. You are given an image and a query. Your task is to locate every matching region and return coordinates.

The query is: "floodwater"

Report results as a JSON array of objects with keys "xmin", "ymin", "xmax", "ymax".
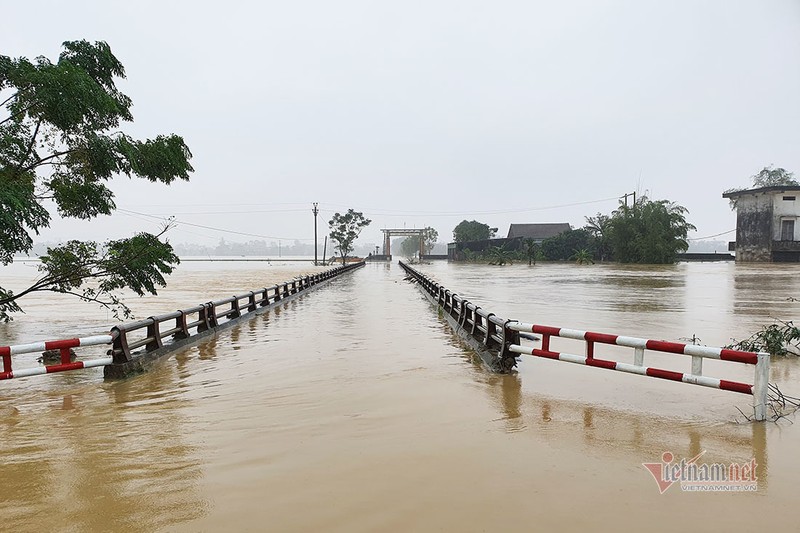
[{"xmin": 1, "ymin": 259, "xmax": 799, "ymax": 532}]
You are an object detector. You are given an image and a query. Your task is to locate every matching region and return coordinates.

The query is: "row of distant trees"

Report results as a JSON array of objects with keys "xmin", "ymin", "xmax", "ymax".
[
  {"xmin": 452, "ymin": 166, "xmax": 798, "ymax": 265},
  {"xmin": 451, "ymin": 196, "xmax": 696, "ymax": 264}
]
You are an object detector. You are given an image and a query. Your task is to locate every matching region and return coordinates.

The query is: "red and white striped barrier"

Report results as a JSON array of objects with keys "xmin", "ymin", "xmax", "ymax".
[
  {"xmin": 507, "ymin": 323, "xmax": 770, "ymax": 421},
  {"xmin": 0, "ymin": 335, "xmax": 114, "ymax": 380}
]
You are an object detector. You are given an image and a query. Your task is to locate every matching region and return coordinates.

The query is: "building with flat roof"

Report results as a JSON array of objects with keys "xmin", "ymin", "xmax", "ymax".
[{"xmin": 722, "ymin": 186, "xmax": 800, "ymax": 262}]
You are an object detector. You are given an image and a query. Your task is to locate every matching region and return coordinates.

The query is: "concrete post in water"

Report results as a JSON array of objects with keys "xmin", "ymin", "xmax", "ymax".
[{"xmin": 753, "ymin": 353, "xmax": 770, "ymax": 421}]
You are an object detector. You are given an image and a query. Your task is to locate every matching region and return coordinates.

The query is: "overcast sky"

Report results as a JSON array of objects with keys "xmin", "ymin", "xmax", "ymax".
[{"xmin": 3, "ymin": 1, "xmax": 799, "ymax": 250}]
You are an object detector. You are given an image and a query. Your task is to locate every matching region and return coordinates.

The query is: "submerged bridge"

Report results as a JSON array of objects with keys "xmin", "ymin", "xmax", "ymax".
[{"xmin": 0, "ymin": 259, "xmax": 776, "ymax": 421}]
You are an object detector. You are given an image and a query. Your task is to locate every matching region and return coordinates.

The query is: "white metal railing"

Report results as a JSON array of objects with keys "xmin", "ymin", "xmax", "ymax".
[{"xmin": 507, "ymin": 322, "xmax": 770, "ymax": 421}]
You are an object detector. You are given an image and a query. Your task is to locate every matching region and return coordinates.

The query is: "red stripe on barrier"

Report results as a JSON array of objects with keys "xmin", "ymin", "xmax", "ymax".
[
  {"xmin": 585, "ymin": 358, "xmax": 618, "ymax": 370},
  {"xmin": 45, "ymin": 338, "xmax": 80, "ymax": 350},
  {"xmin": 2, "ymin": 353, "xmax": 10, "ymax": 373},
  {"xmin": 45, "ymin": 362, "xmax": 85, "ymax": 373},
  {"xmin": 719, "ymin": 380, "xmax": 754, "ymax": 395},
  {"xmin": 719, "ymin": 349, "xmax": 758, "ymax": 365},
  {"xmin": 0, "ymin": 346, "xmax": 9, "ymax": 357},
  {"xmin": 532, "ymin": 325, "xmax": 561, "ymax": 337},
  {"xmin": 531, "ymin": 349, "xmax": 561, "ymax": 360},
  {"xmin": 0, "ymin": 372, "xmax": 11, "ymax": 380},
  {"xmin": 584, "ymin": 332, "xmax": 619, "ymax": 345},
  {"xmin": 646, "ymin": 340, "xmax": 686, "ymax": 355},
  {"xmin": 646, "ymin": 367, "xmax": 685, "ymax": 382}
]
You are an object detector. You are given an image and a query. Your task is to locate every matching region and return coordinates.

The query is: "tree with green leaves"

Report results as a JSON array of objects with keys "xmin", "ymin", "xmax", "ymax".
[
  {"xmin": 583, "ymin": 213, "xmax": 611, "ymax": 262},
  {"xmin": 570, "ymin": 249, "xmax": 595, "ymax": 265},
  {"xmin": 328, "ymin": 209, "xmax": 371, "ymax": 264},
  {"xmin": 541, "ymin": 228, "xmax": 593, "ymax": 261},
  {"xmin": 724, "ymin": 166, "xmax": 797, "ymax": 208},
  {"xmin": 487, "ymin": 244, "xmax": 514, "ymax": 265},
  {"xmin": 521, "ymin": 238, "xmax": 539, "ymax": 266},
  {"xmin": 452, "ymin": 220, "xmax": 497, "ymax": 242},
  {"xmin": 400, "ymin": 227, "xmax": 438, "ymax": 258},
  {"xmin": 605, "ymin": 196, "xmax": 695, "ymax": 264},
  {"xmin": 751, "ymin": 166, "xmax": 797, "ymax": 188},
  {"xmin": 0, "ymin": 40, "xmax": 193, "ymax": 321}
]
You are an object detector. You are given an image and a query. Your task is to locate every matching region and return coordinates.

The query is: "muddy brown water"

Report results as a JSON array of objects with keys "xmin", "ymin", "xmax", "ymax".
[{"xmin": 1, "ymin": 259, "xmax": 799, "ymax": 531}]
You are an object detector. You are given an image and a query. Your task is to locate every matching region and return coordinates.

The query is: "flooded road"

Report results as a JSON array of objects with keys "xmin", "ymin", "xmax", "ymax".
[{"xmin": 1, "ymin": 260, "xmax": 799, "ymax": 531}]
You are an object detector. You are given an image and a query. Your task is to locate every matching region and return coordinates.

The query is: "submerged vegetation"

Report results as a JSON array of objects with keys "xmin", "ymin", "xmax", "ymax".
[
  {"xmin": 453, "ymin": 195, "xmax": 693, "ymax": 266},
  {"xmin": 727, "ymin": 319, "xmax": 800, "ymax": 356}
]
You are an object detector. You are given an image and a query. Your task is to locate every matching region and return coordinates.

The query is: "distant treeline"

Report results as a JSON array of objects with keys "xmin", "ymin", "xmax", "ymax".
[{"xmin": 21, "ymin": 239, "xmax": 448, "ymax": 259}]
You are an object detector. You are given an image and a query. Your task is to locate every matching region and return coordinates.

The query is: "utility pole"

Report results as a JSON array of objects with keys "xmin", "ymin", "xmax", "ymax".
[
  {"xmin": 312, "ymin": 202, "xmax": 319, "ymax": 266},
  {"xmin": 622, "ymin": 191, "xmax": 636, "ymax": 208}
]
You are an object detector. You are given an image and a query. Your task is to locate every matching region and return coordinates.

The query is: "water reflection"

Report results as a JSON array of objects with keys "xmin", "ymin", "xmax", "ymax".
[
  {"xmin": 2, "ymin": 260, "xmax": 798, "ymax": 530},
  {"xmin": 475, "ymin": 360, "xmax": 770, "ymax": 486},
  {"xmin": 0, "ymin": 370, "xmax": 208, "ymax": 531}
]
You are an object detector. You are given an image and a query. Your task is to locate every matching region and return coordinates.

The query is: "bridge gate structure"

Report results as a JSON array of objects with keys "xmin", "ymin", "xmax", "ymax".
[{"xmin": 381, "ymin": 228, "xmax": 426, "ymax": 260}]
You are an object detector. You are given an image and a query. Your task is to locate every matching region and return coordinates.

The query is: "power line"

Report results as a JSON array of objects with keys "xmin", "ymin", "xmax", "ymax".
[
  {"xmin": 322, "ymin": 195, "xmax": 621, "ymax": 217},
  {"xmin": 687, "ymin": 229, "xmax": 735, "ymax": 241},
  {"xmin": 119, "ymin": 207, "xmax": 310, "ymax": 216},
  {"xmin": 116, "ymin": 208, "xmax": 314, "ymax": 241},
  {"xmin": 118, "ymin": 195, "xmax": 621, "ymax": 219}
]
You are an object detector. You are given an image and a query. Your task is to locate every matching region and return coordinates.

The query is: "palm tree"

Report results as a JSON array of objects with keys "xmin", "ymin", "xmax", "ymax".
[
  {"xmin": 487, "ymin": 245, "xmax": 514, "ymax": 265},
  {"xmin": 571, "ymin": 249, "xmax": 595, "ymax": 265},
  {"xmin": 522, "ymin": 238, "xmax": 538, "ymax": 266}
]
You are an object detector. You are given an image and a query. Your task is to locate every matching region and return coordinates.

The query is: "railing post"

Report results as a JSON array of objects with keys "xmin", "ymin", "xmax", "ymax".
[
  {"xmin": 228, "ymin": 297, "xmax": 241, "ymax": 319},
  {"xmin": 110, "ymin": 326, "xmax": 132, "ymax": 363},
  {"xmin": 470, "ymin": 307, "xmax": 480, "ymax": 335},
  {"xmin": 634, "ymin": 347, "xmax": 644, "ymax": 366},
  {"xmin": 175, "ymin": 310, "xmax": 189, "ymax": 339},
  {"xmin": 485, "ymin": 313, "xmax": 496, "ymax": 346},
  {"xmin": 1, "ymin": 349, "xmax": 11, "ymax": 375},
  {"xmin": 247, "ymin": 292, "xmax": 257, "ymax": 312},
  {"xmin": 145, "ymin": 318, "xmax": 163, "ymax": 351},
  {"xmin": 198, "ymin": 303, "xmax": 214, "ymax": 332},
  {"xmin": 499, "ymin": 319, "xmax": 520, "ymax": 372},
  {"xmin": 691, "ymin": 356, "xmax": 703, "ymax": 376},
  {"xmin": 753, "ymin": 353, "xmax": 770, "ymax": 421}
]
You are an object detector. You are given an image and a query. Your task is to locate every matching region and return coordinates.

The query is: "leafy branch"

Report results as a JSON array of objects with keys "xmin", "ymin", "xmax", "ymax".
[
  {"xmin": 0, "ymin": 222, "xmax": 178, "ymax": 322},
  {"xmin": 726, "ymin": 318, "xmax": 800, "ymax": 356}
]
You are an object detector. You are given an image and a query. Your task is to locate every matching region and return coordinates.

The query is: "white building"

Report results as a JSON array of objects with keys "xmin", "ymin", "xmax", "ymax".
[{"xmin": 722, "ymin": 186, "xmax": 800, "ymax": 262}]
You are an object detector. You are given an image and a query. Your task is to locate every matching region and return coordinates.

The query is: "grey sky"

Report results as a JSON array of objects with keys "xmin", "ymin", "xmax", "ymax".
[{"xmin": 3, "ymin": 1, "xmax": 799, "ymax": 250}]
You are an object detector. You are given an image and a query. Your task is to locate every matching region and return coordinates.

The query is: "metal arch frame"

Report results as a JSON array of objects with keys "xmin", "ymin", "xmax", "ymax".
[{"xmin": 381, "ymin": 228, "xmax": 427, "ymax": 259}]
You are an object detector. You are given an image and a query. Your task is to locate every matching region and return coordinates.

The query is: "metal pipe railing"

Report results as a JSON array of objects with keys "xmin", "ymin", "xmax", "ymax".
[{"xmin": 399, "ymin": 260, "xmax": 771, "ymax": 421}]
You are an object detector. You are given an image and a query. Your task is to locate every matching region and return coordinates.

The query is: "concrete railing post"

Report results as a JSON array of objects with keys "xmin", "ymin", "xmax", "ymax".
[
  {"xmin": 753, "ymin": 353, "xmax": 770, "ymax": 421},
  {"xmin": 110, "ymin": 326, "xmax": 132, "ymax": 363}
]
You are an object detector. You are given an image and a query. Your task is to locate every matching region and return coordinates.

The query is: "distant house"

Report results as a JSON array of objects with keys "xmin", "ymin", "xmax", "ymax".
[
  {"xmin": 447, "ymin": 222, "xmax": 571, "ymax": 260},
  {"xmin": 506, "ymin": 223, "xmax": 572, "ymax": 243},
  {"xmin": 722, "ymin": 186, "xmax": 800, "ymax": 262}
]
